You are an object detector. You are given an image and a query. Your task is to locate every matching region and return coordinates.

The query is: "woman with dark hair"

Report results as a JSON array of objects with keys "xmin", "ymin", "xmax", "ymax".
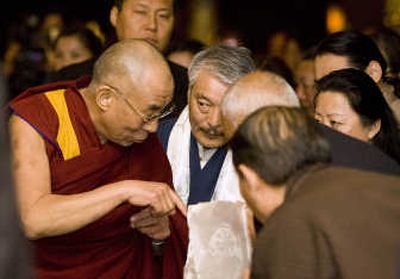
[
  {"xmin": 314, "ymin": 68, "xmax": 400, "ymax": 164},
  {"xmin": 51, "ymin": 25, "xmax": 103, "ymax": 72},
  {"xmin": 314, "ymin": 30, "xmax": 386, "ymax": 81},
  {"xmin": 314, "ymin": 30, "xmax": 400, "ymax": 125}
]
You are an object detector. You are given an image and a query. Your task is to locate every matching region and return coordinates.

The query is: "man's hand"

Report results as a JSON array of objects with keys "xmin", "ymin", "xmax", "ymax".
[
  {"xmin": 130, "ymin": 207, "xmax": 170, "ymax": 240},
  {"xmin": 126, "ymin": 180, "xmax": 187, "ymax": 218}
]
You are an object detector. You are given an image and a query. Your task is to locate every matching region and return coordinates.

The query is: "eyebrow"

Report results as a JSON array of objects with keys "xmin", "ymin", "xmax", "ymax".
[
  {"xmin": 196, "ymin": 93, "xmax": 213, "ymax": 103},
  {"xmin": 327, "ymin": 113, "xmax": 346, "ymax": 118},
  {"xmin": 135, "ymin": 3, "xmax": 172, "ymax": 11},
  {"xmin": 315, "ymin": 111, "xmax": 344, "ymax": 117}
]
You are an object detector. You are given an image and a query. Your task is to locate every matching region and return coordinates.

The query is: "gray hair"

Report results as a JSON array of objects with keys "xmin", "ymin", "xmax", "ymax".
[{"xmin": 188, "ymin": 45, "xmax": 256, "ymax": 89}]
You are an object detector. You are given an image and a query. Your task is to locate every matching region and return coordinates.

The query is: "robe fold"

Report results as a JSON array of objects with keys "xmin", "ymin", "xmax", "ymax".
[{"xmin": 10, "ymin": 77, "xmax": 188, "ymax": 279}]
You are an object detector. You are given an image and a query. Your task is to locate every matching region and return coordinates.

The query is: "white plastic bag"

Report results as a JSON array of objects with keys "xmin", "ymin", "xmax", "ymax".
[{"xmin": 184, "ymin": 201, "xmax": 252, "ymax": 279}]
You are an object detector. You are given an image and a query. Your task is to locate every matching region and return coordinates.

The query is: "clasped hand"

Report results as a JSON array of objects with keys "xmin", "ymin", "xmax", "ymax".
[
  {"xmin": 130, "ymin": 207, "xmax": 170, "ymax": 240},
  {"xmin": 125, "ymin": 180, "xmax": 187, "ymax": 240}
]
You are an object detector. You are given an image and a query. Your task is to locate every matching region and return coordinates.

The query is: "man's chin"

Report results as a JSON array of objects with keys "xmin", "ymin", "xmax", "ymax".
[
  {"xmin": 144, "ymin": 38, "xmax": 160, "ymax": 49},
  {"xmin": 197, "ymin": 138, "xmax": 226, "ymax": 149},
  {"xmin": 131, "ymin": 137, "xmax": 148, "ymax": 144},
  {"xmin": 117, "ymin": 136, "xmax": 148, "ymax": 146}
]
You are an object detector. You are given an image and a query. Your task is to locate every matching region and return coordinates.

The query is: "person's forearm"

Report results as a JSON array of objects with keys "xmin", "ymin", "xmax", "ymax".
[{"xmin": 23, "ymin": 181, "xmax": 130, "ymax": 239}]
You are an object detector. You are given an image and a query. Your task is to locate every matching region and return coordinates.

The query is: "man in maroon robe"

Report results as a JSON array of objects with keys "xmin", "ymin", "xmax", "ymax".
[{"xmin": 8, "ymin": 39, "xmax": 188, "ymax": 279}]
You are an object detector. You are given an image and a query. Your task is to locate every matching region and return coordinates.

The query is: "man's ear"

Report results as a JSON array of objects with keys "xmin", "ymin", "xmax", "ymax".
[
  {"xmin": 365, "ymin": 60, "xmax": 383, "ymax": 82},
  {"xmin": 368, "ymin": 119, "xmax": 381, "ymax": 140},
  {"xmin": 96, "ymin": 86, "xmax": 114, "ymax": 111},
  {"xmin": 237, "ymin": 164, "xmax": 263, "ymax": 191},
  {"xmin": 110, "ymin": 6, "xmax": 118, "ymax": 28}
]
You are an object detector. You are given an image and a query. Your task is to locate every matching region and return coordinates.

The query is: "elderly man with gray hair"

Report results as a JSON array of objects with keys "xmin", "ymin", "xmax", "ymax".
[{"xmin": 158, "ymin": 44, "xmax": 256, "ymax": 205}]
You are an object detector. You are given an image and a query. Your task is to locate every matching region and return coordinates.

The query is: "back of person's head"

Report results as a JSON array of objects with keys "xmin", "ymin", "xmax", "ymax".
[
  {"xmin": 221, "ymin": 71, "xmax": 300, "ymax": 138},
  {"xmin": 230, "ymin": 106, "xmax": 331, "ymax": 185},
  {"xmin": 370, "ymin": 27, "xmax": 400, "ymax": 98},
  {"xmin": 258, "ymin": 55, "xmax": 297, "ymax": 89},
  {"xmin": 167, "ymin": 38, "xmax": 206, "ymax": 55},
  {"xmin": 371, "ymin": 27, "xmax": 400, "ymax": 78},
  {"xmin": 91, "ymin": 38, "xmax": 169, "ymax": 86},
  {"xmin": 315, "ymin": 68, "xmax": 400, "ymax": 163},
  {"xmin": 315, "ymin": 31, "xmax": 387, "ymax": 73},
  {"xmin": 188, "ymin": 44, "xmax": 256, "ymax": 89},
  {"xmin": 166, "ymin": 39, "xmax": 206, "ymax": 68}
]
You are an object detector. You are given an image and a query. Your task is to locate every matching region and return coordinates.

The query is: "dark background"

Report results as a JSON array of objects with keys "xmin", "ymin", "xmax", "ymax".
[{"xmin": 0, "ymin": 0, "xmax": 385, "ymax": 55}]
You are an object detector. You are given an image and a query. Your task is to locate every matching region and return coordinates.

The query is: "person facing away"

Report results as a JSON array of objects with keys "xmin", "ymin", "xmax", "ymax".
[
  {"xmin": 52, "ymin": 0, "xmax": 189, "ymax": 118},
  {"xmin": 157, "ymin": 44, "xmax": 256, "ymax": 205},
  {"xmin": 230, "ymin": 106, "xmax": 400, "ymax": 279},
  {"xmin": 370, "ymin": 27, "xmax": 400, "ymax": 124},
  {"xmin": 221, "ymin": 71, "xmax": 400, "ymax": 175},
  {"xmin": 8, "ymin": 39, "xmax": 188, "ymax": 279},
  {"xmin": 166, "ymin": 38, "xmax": 206, "ymax": 68},
  {"xmin": 314, "ymin": 68, "xmax": 400, "ymax": 164}
]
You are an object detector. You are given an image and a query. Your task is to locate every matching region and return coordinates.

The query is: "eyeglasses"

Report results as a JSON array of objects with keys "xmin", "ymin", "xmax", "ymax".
[{"xmin": 106, "ymin": 84, "xmax": 175, "ymax": 123}]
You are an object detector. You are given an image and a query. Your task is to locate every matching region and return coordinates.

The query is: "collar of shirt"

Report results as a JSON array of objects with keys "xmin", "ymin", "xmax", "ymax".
[{"xmin": 197, "ymin": 143, "xmax": 218, "ymax": 169}]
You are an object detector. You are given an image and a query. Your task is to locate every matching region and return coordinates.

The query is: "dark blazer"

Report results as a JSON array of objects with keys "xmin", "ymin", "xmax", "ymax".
[
  {"xmin": 319, "ymin": 124, "xmax": 400, "ymax": 175},
  {"xmin": 48, "ymin": 58, "xmax": 188, "ymax": 118},
  {"xmin": 252, "ymin": 165, "xmax": 400, "ymax": 279}
]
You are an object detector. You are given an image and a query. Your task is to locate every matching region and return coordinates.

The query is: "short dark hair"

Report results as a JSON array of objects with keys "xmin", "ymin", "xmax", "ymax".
[
  {"xmin": 315, "ymin": 68, "xmax": 400, "ymax": 163},
  {"xmin": 230, "ymin": 106, "xmax": 331, "ymax": 185},
  {"xmin": 166, "ymin": 39, "xmax": 206, "ymax": 56},
  {"xmin": 112, "ymin": 0, "xmax": 178, "ymax": 12},
  {"xmin": 315, "ymin": 31, "xmax": 387, "ymax": 73},
  {"xmin": 258, "ymin": 55, "xmax": 297, "ymax": 89}
]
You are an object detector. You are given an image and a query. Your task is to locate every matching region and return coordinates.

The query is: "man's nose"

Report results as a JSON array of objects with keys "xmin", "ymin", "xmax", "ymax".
[
  {"xmin": 320, "ymin": 118, "xmax": 331, "ymax": 128},
  {"xmin": 145, "ymin": 13, "xmax": 157, "ymax": 31},
  {"xmin": 207, "ymin": 108, "xmax": 221, "ymax": 128}
]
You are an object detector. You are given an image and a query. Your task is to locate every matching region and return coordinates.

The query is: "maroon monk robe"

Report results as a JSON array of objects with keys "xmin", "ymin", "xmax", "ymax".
[{"xmin": 10, "ymin": 77, "xmax": 188, "ymax": 279}]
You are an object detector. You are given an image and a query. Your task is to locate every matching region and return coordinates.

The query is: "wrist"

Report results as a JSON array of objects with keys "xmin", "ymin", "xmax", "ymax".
[
  {"xmin": 114, "ymin": 180, "xmax": 133, "ymax": 203},
  {"xmin": 152, "ymin": 239, "xmax": 167, "ymax": 257}
]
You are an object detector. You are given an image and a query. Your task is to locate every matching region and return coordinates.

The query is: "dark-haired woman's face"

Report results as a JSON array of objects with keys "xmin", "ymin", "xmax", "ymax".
[
  {"xmin": 314, "ymin": 91, "xmax": 380, "ymax": 142},
  {"xmin": 315, "ymin": 54, "xmax": 351, "ymax": 80},
  {"xmin": 54, "ymin": 35, "xmax": 93, "ymax": 71}
]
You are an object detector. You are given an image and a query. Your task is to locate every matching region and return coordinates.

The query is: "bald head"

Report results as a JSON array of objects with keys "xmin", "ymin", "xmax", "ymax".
[
  {"xmin": 221, "ymin": 71, "xmax": 300, "ymax": 139},
  {"xmin": 83, "ymin": 39, "xmax": 174, "ymax": 146},
  {"xmin": 92, "ymin": 39, "xmax": 172, "ymax": 88}
]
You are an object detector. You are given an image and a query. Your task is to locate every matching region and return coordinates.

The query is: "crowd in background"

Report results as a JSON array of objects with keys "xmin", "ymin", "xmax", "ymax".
[
  {"xmin": 1, "ymin": 0, "xmax": 400, "ymax": 278},
  {"xmin": 2, "ymin": 5, "xmax": 400, "ymax": 105}
]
